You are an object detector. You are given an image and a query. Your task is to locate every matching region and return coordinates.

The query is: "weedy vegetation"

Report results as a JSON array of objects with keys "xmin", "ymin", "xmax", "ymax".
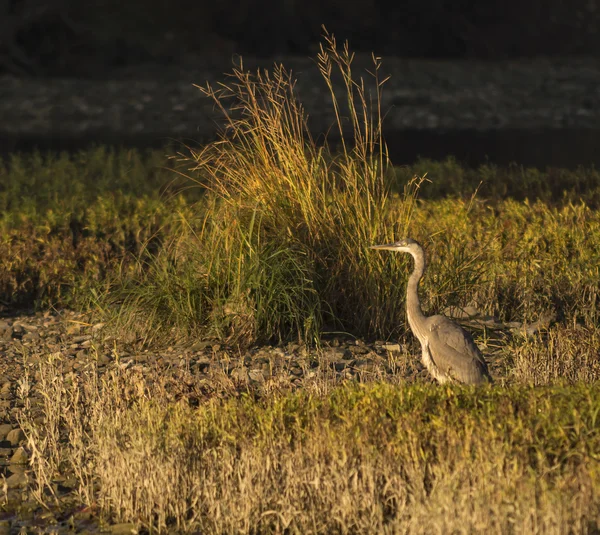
[
  {"xmin": 18, "ymin": 357, "xmax": 600, "ymax": 534},
  {"xmin": 3, "ymin": 32, "xmax": 600, "ymax": 533}
]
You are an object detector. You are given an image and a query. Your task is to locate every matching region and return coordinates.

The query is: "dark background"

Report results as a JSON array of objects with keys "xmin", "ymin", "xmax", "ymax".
[{"xmin": 2, "ymin": 0, "xmax": 600, "ymax": 77}]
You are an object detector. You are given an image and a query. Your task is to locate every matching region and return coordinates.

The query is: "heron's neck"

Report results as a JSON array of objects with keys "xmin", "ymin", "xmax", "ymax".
[{"xmin": 406, "ymin": 249, "xmax": 427, "ymax": 339}]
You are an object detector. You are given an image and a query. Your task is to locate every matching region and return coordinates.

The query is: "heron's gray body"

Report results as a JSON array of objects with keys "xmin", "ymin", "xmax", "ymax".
[
  {"xmin": 417, "ymin": 315, "xmax": 490, "ymax": 384},
  {"xmin": 371, "ymin": 238, "xmax": 492, "ymax": 385}
]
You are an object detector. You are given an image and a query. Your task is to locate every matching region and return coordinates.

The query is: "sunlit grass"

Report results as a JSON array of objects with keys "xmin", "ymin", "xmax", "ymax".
[
  {"xmin": 101, "ymin": 31, "xmax": 420, "ymax": 346},
  {"xmin": 20, "ymin": 356, "xmax": 600, "ymax": 533},
  {"xmin": 6, "ymin": 33, "xmax": 600, "ymax": 534}
]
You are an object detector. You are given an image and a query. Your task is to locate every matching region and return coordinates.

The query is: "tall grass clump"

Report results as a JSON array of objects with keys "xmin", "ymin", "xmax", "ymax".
[{"xmin": 110, "ymin": 32, "xmax": 427, "ymax": 345}]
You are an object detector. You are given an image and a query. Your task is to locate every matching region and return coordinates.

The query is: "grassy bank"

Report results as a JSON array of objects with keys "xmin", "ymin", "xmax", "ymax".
[
  {"xmin": 1, "ymin": 51, "xmax": 599, "ymax": 348},
  {"xmin": 20, "ymin": 357, "xmax": 600, "ymax": 533},
  {"xmin": 4, "ymin": 35, "xmax": 600, "ymax": 534},
  {"xmin": 0, "ymin": 147, "xmax": 191, "ymax": 309},
  {"xmin": 3, "ymin": 153, "xmax": 599, "ymax": 339},
  {"xmin": 0, "ymin": 35, "xmax": 598, "ymax": 376}
]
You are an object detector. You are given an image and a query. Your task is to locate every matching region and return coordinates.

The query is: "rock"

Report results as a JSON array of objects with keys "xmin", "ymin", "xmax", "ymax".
[
  {"xmin": 65, "ymin": 323, "xmax": 81, "ymax": 336},
  {"xmin": 522, "ymin": 312, "xmax": 557, "ymax": 336},
  {"xmin": 10, "ymin": 446, "xmax": 28, "ymax": 464},
  {"xmin": 5, "ymin": 471, "xmax": 28, "ymax": 489},
  {"xmin": 326, "ymin": 347, "xmax": 352, "ymax": 360},
  {"xmin": 96, "ymin": 353, "xmax": 112, "ymax": 366},
  {"xmin": 0, "ymin": 423, "xmax": 13, "ymax": 440},
  {"xmin": 444, "ymin": 305, "xmax": 481, "ymax": 319},
  {"xmin": 193, "ymin": 358, "xmax": 211, "ymax": 373},
  {"xmin": 5, "ymin": 428, "xmax": 24, "ymax": 446},
  {"xmin": 352, "ymin": 359, "xmax": 379, "ymax": 373},
  {"xmin": 0, "ymin": 383, "xmax": 11, "ymax": 400},
  {"xmin": 0, "ymin": 321, "xmax": 11, "ymax": 341},
  {"xmin": 231, "ymin": 367, "xmax": 249, "ymax": 383},
  {"xmin": 189, "ymin": 340, "xmax": 212, "ymax": 350},
  {"xmin": 11, "ymin": 323, "xmax": 24, "ymax": 335},
  {"xmin": 289, "ymin": 365, "xmax": 304, "ymax": 377},
  {"xmin": 109, "ymin": 523, "xmax": 138, "ymax": 534},
  {"xmin": 333, "ymin": 361, "xmax": 350, "ymax": 371},
  {"xmin": 72, "ymin": 509, "xmax": 93, "ymax": 522},
  {"xmin": 8, "ymin": 462, "xmax": 27, "ymax": 474},
  {"xmin": 22, "ymin": 331, "xmax": 41, "ymax": 342},
  {"xmin": 347, "ymin": 345, "xmax": 369, "ymax": 355},
  {"xmin": 248, "ymin": 369, "xmax": 265, "ymax": 383}
]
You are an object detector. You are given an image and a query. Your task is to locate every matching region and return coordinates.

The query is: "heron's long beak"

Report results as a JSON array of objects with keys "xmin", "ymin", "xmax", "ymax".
[{"xmin": 370, "ymin": 243, "xmax": 400, "ymax": 251}]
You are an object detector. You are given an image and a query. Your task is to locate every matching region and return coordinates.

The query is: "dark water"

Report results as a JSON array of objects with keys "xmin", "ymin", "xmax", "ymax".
[
  {"xmin": 1, "ymin": 128, "xmax": 599, "ymax": 169},
  {"xmin": 384, "ymin": 128, "xmax": 600, "ymax": 168}
]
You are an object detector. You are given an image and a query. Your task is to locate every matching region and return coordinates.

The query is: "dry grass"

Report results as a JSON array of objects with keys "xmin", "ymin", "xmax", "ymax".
[
  {"xmin": 510, "ymin": 326, "xmax": 600, "ymax": 385},
  {"xmin": 18, "ymin": 354, "xmax": 600, "ymax": 534}
]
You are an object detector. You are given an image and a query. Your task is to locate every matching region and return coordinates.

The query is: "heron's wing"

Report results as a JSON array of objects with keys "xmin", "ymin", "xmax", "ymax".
[{"xmin": 426, "ymin": 315, "xmax": 491, "ymax": 384}]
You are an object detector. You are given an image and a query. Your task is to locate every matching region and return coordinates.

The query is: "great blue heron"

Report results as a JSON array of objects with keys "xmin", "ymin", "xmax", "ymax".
[{"xmin": 371, "ymin": 238, "xmax": 492, "ymax": 385}]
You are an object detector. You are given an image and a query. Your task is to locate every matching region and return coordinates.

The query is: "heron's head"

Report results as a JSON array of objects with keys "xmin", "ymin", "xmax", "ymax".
[{"xmin": 370, "ymin": 238, "xmax": 421, "ymax": 254}]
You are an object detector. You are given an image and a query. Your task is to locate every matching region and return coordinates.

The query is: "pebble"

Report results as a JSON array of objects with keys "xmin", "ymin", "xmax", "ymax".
[
  {"xmin": 22, "ymin": 331, "xmax": 41, "ymax": 342},
  {"xmin": 65, "ymin": 323, "xmax": 82, "ymax": 335},
  {"xmin": 0, "ymin": 423, "xmax": 13, "ymax": 440},
  {"xmin": 10, "ymin": 446, "xmax": 28, "ymax": 464},
  {"xmin": 97, "ymin": 353, "xmax": 112, "ymax": 366},
  {"xmin": 333, "ymin": 361, "xmax": 349, "ymax": 371},
  {"xmin": 5, "ymin": 428, "xmax": 24, "ymax": 446},
  {"xmin": 248, "ymin": 369, "xmax": 265, "ymax": 383},
  {"xmin": 0, "ymin": 321, "xmax": 11, "ymax": 341},
  {"xmin": 0, "ymin": 384, "xmax": 11, "ymax": 401},
  {"xmin": 8, "ymin": 462, "xmax": 27, "ymax": 475},
  {"xmin": 190, "ymin": 340, "xmax": 213, "ymax": 350},
  {"xmin": 11, "ymin": 323, "xmax": 24, "ymax": 335},
  {"xmin": 109, "ymin": 523, "xmax": 139, "ymax": 534},
  {"xmin": 0, "ymin": 309, "xmax": 505, "ymax": 533},
  {"xmin": 348, "ymin": 345, "xmax": 369, "ymax": 355},
  {"xmin": 5, "ymin": 471, "xmax": 28, "ymax": 489},
  {"xmin": 231, "ymin": 367, "xmax": 249, "ymax": 383}
]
